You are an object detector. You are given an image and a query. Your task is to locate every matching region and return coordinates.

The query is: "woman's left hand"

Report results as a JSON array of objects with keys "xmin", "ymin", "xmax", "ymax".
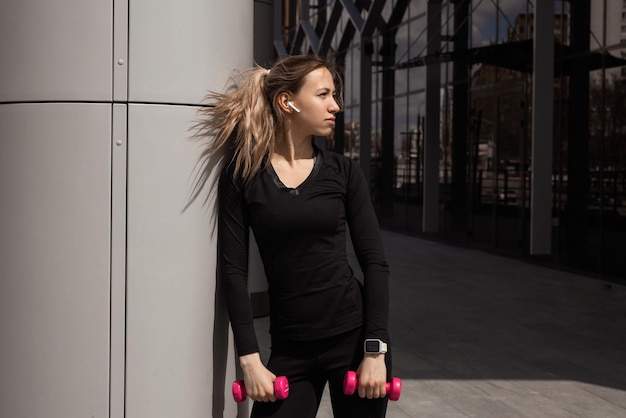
[{"xmin": 356, "ymin": 354, "xmax": 387, "ymax": 399}]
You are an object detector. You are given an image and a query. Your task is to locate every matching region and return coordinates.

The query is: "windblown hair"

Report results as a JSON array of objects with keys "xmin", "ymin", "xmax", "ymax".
[{"xmin": 191, "ymin": 54, "xmax": 343, "ymax": 184}]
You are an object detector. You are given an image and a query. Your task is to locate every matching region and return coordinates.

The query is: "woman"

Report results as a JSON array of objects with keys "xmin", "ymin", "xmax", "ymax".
[{"xmin": 198, "ymin": 55, "xmax": 391, "ymax": 418}]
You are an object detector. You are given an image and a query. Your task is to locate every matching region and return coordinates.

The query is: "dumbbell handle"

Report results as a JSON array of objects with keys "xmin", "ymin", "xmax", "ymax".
[
  {"xmin": 232, "ymin": 376, "xmax": 289, "ymax": 403},
  {"xmin": 343, "ymin": 371, "xmax": 402, "ymax": 401}
]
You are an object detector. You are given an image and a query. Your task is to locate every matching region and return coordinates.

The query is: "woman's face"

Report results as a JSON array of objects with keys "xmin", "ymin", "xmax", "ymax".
[{"xmin": 289, "ymin": 67, "xmax": 341, "ymax": 137}]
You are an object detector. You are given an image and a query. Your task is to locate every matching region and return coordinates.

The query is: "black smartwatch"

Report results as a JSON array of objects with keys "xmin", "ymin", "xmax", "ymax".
[{"xmin": 364, "ymin": 339, "xmax": 388, "ymax": 354}]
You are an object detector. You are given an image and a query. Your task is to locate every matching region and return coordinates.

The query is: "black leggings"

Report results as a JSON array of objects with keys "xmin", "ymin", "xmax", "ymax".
[{"xmin": 251, "ymin": 328, "xmax": 391, "ymax": 418}]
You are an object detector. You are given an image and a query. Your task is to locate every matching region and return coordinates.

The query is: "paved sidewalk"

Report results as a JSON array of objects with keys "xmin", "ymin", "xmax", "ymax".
[{"xmin": 256, "ymin": 230, "xmax": 626, "ymax": 417}]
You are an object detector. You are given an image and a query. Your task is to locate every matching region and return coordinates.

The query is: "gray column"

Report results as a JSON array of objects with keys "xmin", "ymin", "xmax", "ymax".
[
  {"xmin": 0, "ymin": 1, "xmax": 254, "ymax": 417},
  {"xmin": 423, "ymin": 0, "xmax": 442, "ymax": 232},
  {"xmin": 530, "ymin": 1, "xmax": 555, "ymax": 254}
]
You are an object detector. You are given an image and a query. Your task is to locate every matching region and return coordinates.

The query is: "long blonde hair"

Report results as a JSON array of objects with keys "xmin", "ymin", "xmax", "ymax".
[{"xmin": 191, "ymin": 54, "xmax": 343, "ymax": 184}]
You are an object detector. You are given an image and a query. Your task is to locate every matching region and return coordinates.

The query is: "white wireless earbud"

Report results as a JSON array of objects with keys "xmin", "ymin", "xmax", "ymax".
[{"xmin": 287, "ymin": 101, "xmax": 301, "ymax": 113}]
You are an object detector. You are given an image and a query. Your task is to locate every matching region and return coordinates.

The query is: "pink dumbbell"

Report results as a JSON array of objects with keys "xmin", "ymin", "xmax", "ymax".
[
  {"xmin": 232, "ymin": 376, "xmax": 289, "ymax": 403},
  {"xmin": 343, "ymin": 371, "xmax": 402, "ymax": 401}
]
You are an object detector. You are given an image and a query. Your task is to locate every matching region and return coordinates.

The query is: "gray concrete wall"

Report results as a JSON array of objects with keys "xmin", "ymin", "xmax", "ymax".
[{"xmin": 0, "ymin": 1, "xmax": 253, "ymax": 417}]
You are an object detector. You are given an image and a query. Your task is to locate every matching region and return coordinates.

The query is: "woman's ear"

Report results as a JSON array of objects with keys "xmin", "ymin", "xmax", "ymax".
[{"xmin": 278, "ymin": 92, "xmax": 295, "ymax": 114}]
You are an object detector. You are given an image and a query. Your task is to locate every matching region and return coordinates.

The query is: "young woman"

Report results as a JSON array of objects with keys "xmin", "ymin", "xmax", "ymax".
[{"xmin": 197, "ymin": 55, "xmax": 391, "ymax": 418}]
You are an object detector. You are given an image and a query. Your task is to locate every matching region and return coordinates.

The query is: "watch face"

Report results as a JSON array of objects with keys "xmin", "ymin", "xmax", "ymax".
[{"xmin": 365, "ymin": 340, "xmax": 380, "ymax": 353}]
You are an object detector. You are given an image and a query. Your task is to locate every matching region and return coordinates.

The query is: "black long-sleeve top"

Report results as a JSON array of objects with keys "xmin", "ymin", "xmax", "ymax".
[{"xmin": 218, "ymin": 146, "xmax": 389, "ymax": 356}]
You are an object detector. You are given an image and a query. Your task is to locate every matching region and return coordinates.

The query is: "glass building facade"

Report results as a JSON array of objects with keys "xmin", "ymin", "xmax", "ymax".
[{"xmin": 277, "ymin": 0, "xmax": 626, "ymax": 283}]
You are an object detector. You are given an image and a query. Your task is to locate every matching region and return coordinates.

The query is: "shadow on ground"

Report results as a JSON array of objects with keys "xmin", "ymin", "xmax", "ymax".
[{"xmin": 383, "ymin": 229, "xmax": 626, "ymax": 393}]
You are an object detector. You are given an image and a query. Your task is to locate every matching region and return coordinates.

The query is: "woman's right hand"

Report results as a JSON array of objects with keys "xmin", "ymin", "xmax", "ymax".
[{"xmin": 239, "ymin": 352, "xmax": 277, "ymax": 402}]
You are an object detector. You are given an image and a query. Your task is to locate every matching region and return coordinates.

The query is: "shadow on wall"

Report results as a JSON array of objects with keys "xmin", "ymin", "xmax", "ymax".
[
  {"xmin": 182, "ymin": 135, "xmax": 245, "ymax": 417},
  {"xmin": 213, "ymin": 278, "xmax": 248, "ymax": 418},
  {"xmin": 212, "ymin": 279, "xmax": 228, "ymax": 418}
]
